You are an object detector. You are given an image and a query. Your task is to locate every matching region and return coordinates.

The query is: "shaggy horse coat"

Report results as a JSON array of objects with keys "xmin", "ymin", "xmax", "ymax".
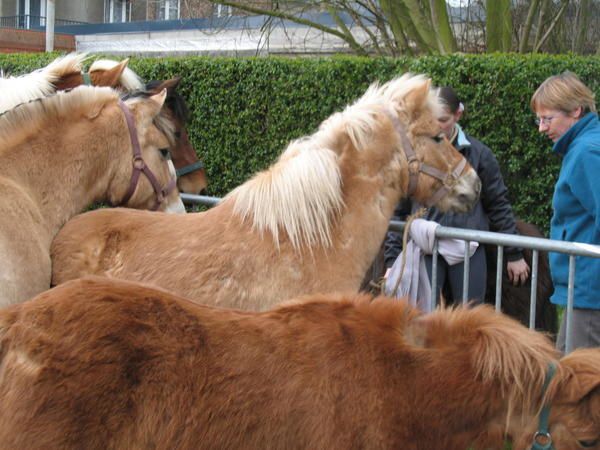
[
  {"xmin": 0, "ymin": 277, "xmax": 598, "ymax": 450},
  {"xmin": 0, "ymin": 86, "xmax": 182, "ymax": 306},
  {"xmin": 51, "ymin": 74, "xmax": 481, "ymax": 311}
]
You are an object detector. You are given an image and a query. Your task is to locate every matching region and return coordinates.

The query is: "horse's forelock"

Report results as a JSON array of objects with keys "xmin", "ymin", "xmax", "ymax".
[
  {"xmin": 123, "ymin": 91, "xmax": 176, "ymax": 146},
  {"xmin": 229, "ymin": 139, "xmax": 343, "ymax": 250}
]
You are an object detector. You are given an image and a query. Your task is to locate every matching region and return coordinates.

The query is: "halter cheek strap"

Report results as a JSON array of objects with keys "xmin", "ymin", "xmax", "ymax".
[
  {"xmin": 117, "ymin": 100, "xmax": 177, "ymax": 211},
  {"xmin": 531, "ymin": 363, "xmax": 558, "ymax": 450}
]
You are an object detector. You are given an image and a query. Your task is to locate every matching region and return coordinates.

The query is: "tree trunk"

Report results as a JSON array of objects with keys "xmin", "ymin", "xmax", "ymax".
[
  {"xmin": 572, "ymin": 0, "xmax": 591, "ymax": 53},
  {"xmin": 519, "ymin": 0, "xmax": 540, "ymax": 53},
  {"xmin": 402, "ymin": 0, "xmax": 438, "ymax": 53},
  {"xmin": 486, "ymin": 0, "xmax": 512, "ymax": 52},
  {"xmin": 429, "ymin": 0, "xmax": 457, "ymax": 54}
]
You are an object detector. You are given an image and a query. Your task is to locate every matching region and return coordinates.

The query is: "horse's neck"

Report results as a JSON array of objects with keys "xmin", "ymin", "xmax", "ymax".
[
  {"xmin": 2, "ymin": 129, "xmax": 119, "ymax": 238},
  {"xmin": 330, "ymin": 171, "xmax": 401, "ymax": 270}
]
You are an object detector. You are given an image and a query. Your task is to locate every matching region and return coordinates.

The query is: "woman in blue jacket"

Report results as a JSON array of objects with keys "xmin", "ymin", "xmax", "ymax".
[{"xmin": 531, "ymin": 71, "xmax": 600, "ymax": 351}]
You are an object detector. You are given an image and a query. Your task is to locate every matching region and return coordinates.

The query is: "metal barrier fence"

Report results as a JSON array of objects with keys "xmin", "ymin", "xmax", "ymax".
[{"xmin": 181, "ymin": 193, "xmax": 600, "ymax": 353}]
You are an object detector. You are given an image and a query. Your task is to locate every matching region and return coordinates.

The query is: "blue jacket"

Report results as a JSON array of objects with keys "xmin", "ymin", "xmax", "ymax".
[{"xmin": 549, "ymin": 112, "xmax": 600, "ymax": 309}]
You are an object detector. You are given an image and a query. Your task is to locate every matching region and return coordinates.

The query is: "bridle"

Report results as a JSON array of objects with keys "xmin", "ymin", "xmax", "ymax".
[
  {"xmin": 389, "ymin": 113, "xmax": 467, "ymax": 206},
  {"xmin": 85, "ymin": 73, "xmax": 204, "ymax": 180},
  {"xmin": 531, "ymin": 363, "xmax": 558, "ymax": 450},
  {"xmin": 176, "ymin": 160, "xmax": 205, "ymax": 177},
  {"xmin": 117, "ymin": 100, "xmax": 177, "ymax": 211}
]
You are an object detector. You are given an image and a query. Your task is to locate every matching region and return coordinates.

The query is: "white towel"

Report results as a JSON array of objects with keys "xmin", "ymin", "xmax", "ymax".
[{"xmin": 384, "ymin": 219, "xmax": 479, "ymax": 312}]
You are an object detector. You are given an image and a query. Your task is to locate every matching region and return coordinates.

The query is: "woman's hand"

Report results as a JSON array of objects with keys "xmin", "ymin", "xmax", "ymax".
[{"xmin": 507, "ymin": 258, "xmax": 530, "ymax": 286}]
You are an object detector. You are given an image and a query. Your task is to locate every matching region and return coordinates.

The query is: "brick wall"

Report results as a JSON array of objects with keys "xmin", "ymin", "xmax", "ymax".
[{"xmin": 0, "ymin": 28, "xmax": 75, "ymax": 53}]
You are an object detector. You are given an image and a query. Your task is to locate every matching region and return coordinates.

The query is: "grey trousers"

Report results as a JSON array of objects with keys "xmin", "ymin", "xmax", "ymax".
[{"xmin": 556, "ymin": 307, "xmax": 600, "ymax": 353}]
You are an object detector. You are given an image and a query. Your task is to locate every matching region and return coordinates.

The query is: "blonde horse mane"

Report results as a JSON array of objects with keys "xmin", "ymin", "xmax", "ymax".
[
  {"xmin": 89, "ymin": 59, "xmax": 144, "ymax": 91},
  {"xmin": 420, "ymin": 305, "xmax": 559, "ymax": 427},
  {"xmin": 229, "ymin": 73, "xmax": 443, "ymax": 251},
  {"xmin": 0, "ymin": 53, "xmax": 87, "ymax": 114},
  {"xmin": 0, "ymin": 86, "xmax": 118, "ymax": 151}
]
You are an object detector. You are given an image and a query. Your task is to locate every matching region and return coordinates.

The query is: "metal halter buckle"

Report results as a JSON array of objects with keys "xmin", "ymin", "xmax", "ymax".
[
  {"xmin": 407, "ymin": 157, "xmax": 421, "ymax": 175},
  {"xmin": 132, "ymin": 155, "xmax": 145, "ymax": 170}
]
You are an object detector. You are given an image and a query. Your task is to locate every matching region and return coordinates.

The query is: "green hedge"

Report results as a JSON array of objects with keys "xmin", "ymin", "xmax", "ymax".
[{"xmin": 3, "ymin": 52, "xmax": 600, "ymax": 232}]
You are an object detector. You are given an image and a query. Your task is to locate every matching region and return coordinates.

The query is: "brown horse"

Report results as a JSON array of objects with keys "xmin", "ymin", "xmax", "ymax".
[
  {"xmin": 0, "ymin": 276, "xmax": 598, "ymax": 450},
  {"xmin": 0, "ymin": 86, "xmax": 183, "ymax": 306},
  {"xmin": 51, "ymin": 74, "xmax": 481, "ymax": 311},
  {"xmin": 1, "ymin": 53, "xmax": 207, "ymax": 194}
]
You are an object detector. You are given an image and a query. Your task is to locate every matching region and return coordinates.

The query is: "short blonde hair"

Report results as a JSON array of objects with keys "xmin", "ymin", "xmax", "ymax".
[{"xmin": 530, "ymin": 71, "xmax": 596, "ymax": 115}]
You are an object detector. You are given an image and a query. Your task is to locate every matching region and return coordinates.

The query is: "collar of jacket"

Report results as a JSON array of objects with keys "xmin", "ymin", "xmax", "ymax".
[
  {"xmin": 552, "ymin": 112, "xmax": 598, "ymax": 156},
  {"xmin": 452, "ymin": 123, "xmax": 470, "ymax": 151}
]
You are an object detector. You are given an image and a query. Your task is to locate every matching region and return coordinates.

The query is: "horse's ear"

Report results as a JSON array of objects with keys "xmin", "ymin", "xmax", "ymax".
[
  {"xmin": 148, "ymin": 89, "xmax": 167, "ymax": 116},
  {"xmin": 91, "ymin": 58, "xmax": 129, "ymax": 88},
  {"xmin": 555, "ymin": 349, "xmax": 600, "ymax": 404},
  {"xmin": 84, "ymin": 100, "xmax": 108, "ymax": 120},
  {"xmin": 148, "ymin": 77, "xmax": 180, "ymax": 95},
  {"xmin": 402, "ymin": 79, "xmax": 431, "ymax": 118}
]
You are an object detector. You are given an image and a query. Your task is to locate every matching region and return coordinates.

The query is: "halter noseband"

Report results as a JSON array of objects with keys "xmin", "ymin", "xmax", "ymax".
[
  {"xmin": 531, "ymin": 363, "xmax": 558, "ymax": 450},
  {"xmin": 389, "ymin": 113, "xmax": 468, "ymax": 207},
  {"xmin": 176, "ymin": 160, "xmax": 204, "ymax": 177},
  {"xmin": 117, "ymin": 100, "xmax": 177, "ymax": 211}
]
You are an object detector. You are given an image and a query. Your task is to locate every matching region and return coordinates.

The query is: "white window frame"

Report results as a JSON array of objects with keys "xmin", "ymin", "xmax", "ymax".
[
  {"xmin": 106, "ymin": 0, "xmax": 130, "ymax": 23},
  {"xmin": 160, "ymin": 0, "xmax": 180, "ymax": 20}
]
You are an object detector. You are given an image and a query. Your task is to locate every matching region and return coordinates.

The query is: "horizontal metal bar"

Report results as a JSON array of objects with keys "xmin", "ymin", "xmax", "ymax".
[
  {"xmin": 180, "ymin": 193, "xmax": 600, "ymax": 259},
  {"xmin": 180, "ymin": 193, "xmax": 221, "ymax": 207}
]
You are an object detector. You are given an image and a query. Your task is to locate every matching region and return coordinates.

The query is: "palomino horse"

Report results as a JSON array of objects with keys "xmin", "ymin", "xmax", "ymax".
[
  {"xmin": 0, "ymin": 86, "xmax": 184, "ymax": 306},
  {"xmin": 51, "ymin": 74, "xmax": 481, "ymax": 310},
  {"xmin": 0, "ymin": 276, "xmax": 598, "ymax": 450},
  {"xmin": 1, "ymin": 53, "xmax": 208, "ymax": 194}
]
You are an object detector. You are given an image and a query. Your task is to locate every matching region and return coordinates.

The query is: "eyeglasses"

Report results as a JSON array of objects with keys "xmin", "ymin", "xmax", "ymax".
[{"xmin": 535, "ymin": 116, "xmax": 556, "ymax": 126}]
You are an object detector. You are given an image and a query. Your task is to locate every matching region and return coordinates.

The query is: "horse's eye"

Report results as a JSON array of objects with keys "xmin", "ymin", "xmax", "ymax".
[
  {"xmin": 579, "ymin": 439, "xmax": 598, "ymax": 448},
  {"xmin": 159, "ymin": 148, "xmax": 171, "ymax": 160},
  {"xmin": 431, "ymin": 134, "xmax": 444, "ymax": 143}
]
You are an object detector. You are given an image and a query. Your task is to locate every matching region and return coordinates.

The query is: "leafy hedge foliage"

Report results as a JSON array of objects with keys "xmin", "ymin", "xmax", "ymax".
[{"xmin": 3, "ymin": 52, "xmax": 600, "ymax": 233}]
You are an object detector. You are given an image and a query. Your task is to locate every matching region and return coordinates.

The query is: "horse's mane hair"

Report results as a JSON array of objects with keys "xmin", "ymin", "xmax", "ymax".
[
  {"xmin": 0, "ymin": 86, "xmax": 119, "ymax": 151},
  {"xmin": 89, "ymin": 59, "xmax": 144, "ymax": 91},
  {"xmin": 422, "ymin": 305, "xmax": 560, "ymax": 426},
  {"xmin": 146, "ymin": 79, "xmax": 190, "ymax": 124},
  {"xmin": 0, "ymin": 53, "xmax": 88, "ymax": 115},
  {"xmin": 228, "ymin": 73, "xmax": 441, "ymax": 250}
]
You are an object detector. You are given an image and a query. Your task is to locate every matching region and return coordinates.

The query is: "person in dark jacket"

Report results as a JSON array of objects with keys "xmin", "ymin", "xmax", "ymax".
[
  {"xmin": 531, "ymin": 72, "xmax": 600, "ymax": 352},
  {"xmin": 384, "ymin": 87, "xmax": 529, "ymax": 304}
]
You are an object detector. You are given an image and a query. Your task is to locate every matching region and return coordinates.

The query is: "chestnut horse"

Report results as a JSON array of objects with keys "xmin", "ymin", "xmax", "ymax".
[
  {"xmin": 0, "ymin": 276, "xmax": 598, "ymax": 450},
  {"xmin": 51, "ymin": 74, "xmax": 481, "ymax": 311},
  {"xmin": 0, "ymin": 86, "xmax": 183, "ymax": 306},
  {"xmin": 0, "ymin": 53, "xmax": 207, "ymax": 194}
]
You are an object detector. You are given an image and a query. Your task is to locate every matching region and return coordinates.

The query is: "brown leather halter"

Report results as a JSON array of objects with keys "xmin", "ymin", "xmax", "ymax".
[
  {"xmin": 390, "ymin": 113, "xmax": 467, "ymax": 207},
  {"xmin": 117, "ymin": 100, "xmax": 177, "ymax": 211}
]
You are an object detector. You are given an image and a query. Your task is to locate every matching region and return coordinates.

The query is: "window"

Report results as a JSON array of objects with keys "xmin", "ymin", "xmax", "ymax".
[
  {"xmin": 16, "ymin": 0, "xmax": 44, "ymax": 28},
  {"xmin": 159, "ymin": 0, "xmax": 180, "ymax": 20},
  {"xmin": 105, "ymin": 0, "xmax": 131, "ymax": 23},
  {"xmin": 213, "ymin": 4, "xmax": 232, "ymax": 17}
]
